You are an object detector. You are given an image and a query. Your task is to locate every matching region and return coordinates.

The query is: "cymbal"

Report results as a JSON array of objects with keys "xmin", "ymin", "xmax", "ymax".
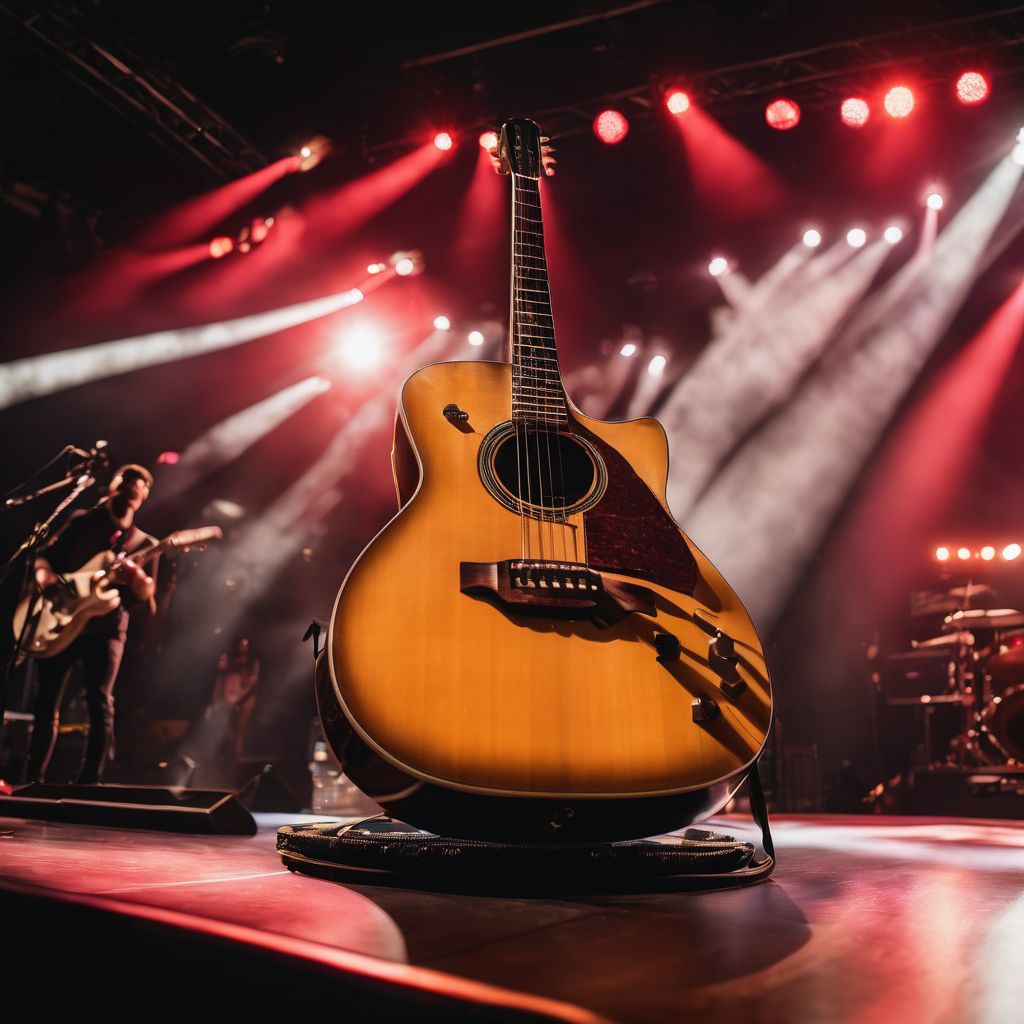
[
  {"xmin": 913, "ymin": 631, "xmax": 975, "ymax": 648},
  {"xmin": 943, "ymin": 608, "xmax": 1024, "ymax": 632},
  {"xmin": 946, "ymin": 583, "xmax": 995, "ymax": 599},
  {"xmin": 912, "ymin": 583, "xmax": 996, "ymax": 616}
]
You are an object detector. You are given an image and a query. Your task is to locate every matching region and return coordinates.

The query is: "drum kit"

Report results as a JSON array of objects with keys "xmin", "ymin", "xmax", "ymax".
[{"xmin": 882, "ymin": 583, "xmax": 1024, "ymax": 767}]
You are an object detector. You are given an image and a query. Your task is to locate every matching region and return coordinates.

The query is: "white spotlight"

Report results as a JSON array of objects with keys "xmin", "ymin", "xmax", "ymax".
[
  {"xmin": 802, "ymin": 228, "xmax": 822, "ymax": 248},
  {"xmin": 648, "ymin": 354, "xmax": 667, "ymax": 376},
  {"xmin": 620, "ymin": 343, "xmax": 637, "ymax": 357},
  {"xmin": 926, "ymin": 192, "xmax": 944, "ymax": 210},
  {"xmin": 981, "ymin": 545, "xmax": 996, "ymax": 561},
  {"xmin": 884, "ymin": 225, "xmax": 903, "ymax": 244},
  {"xmin": 433, "ymin": 315, "xmax": 451, "ymax": 331},
  {"xmin": 1003, "ymin": 543, "xmax": 1022, "ymax": 561},
  {"xmin": 468, "ymin": 330, "xmax": 485, "ymax": 347},
  {"xmin": 846, "ymin": 227, "xmax": 867, "ymax": 248},
  {"xmin": 337, "ymin": 325, "xmax": 384, "ymax": 371},
  {"xmin": 708, "ymin": 256, "xmax": 729, "ymax": 277}
]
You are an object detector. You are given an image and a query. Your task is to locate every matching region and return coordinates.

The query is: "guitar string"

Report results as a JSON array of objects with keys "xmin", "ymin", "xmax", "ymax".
[
  {"xmin": 532, "ymin": 175, "xmax": 573, "ymax": 565},
  {"xmin": 512, "ymin": 174, "xmax": 536, "ymax": 568},
  {"xmin": 516, "ymin": 177, "xmax": 554, "ymax": 564},
  {"xmin": 515, "ymin": 172, "xmax": 576, "ymax": 568},
  {"xmin": 511, "ymin": 173, "xmax": 528, "ymax": 565},
  {"xmin": 531, "ymin": 186, "xmax": 560, "ymax": 564}
]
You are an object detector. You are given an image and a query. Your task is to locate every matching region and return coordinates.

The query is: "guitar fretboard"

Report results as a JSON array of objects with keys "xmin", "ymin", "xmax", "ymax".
[{"xmin": 511, "ymin": 175, "xmax": 566, "ymax": 427}]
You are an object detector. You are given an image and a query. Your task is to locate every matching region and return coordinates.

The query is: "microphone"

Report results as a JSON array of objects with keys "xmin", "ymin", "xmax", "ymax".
[{"xmin": 4, "ymin": 473, "xmax": 96, "ymax": 507}]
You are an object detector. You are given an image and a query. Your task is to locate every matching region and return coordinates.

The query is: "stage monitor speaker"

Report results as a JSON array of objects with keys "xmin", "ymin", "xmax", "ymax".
[
  {"xmin": 906, "ymin": 766, "xmax": 1024, "ymax": 819},
  {"xmin": 0, "ymin": 783, "xmax": 257, "ymax": 835}
]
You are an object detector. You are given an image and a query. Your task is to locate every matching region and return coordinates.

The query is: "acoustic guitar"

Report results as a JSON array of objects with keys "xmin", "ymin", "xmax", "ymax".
[
  {"xmin": 318, "ymin": 119, "xmax": 772, "ymax": 843},
  {"xmin": 13, "ymin": 525, "xmax": 222, "ymax": 660}
]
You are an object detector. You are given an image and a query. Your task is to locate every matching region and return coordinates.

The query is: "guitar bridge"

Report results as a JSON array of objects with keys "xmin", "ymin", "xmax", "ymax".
[{"xmin": 460, "ymin": 560, "xmax": 655, "ymax": 628}]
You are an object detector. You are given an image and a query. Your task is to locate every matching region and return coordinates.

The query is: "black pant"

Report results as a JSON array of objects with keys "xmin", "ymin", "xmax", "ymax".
[{"xmin": 26, "ymin": 633, "xmax": 125, "ymax": 784}]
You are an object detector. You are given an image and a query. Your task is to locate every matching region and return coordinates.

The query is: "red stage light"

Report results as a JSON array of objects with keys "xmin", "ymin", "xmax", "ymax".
[
  {"xmin": 765, "ymin": 98, "xmax": 800, "ymax": 130},
  {"xmin": 884, "ymin": 86, "xmax": 915, "ymax": 118},
  {"xmin": 957, "ymin": 547, "xmax": 972, "ymax": 561},
  {"xmin": 926, "ymin": 192, "xmax": 944, "ymax": 210},
  {"xmin": 956, "ymin": 71, "xmax": 989, "ymax": 105},
  {"xmin": 157, "ymin": 451, "xmax": 180, "ymax": 465},
  {"xmin": 208, "ymin": 236, "xmax": 234, "ymax": 259},
  {"xmin": 1003, "ymin": 543, "xmax": 1022, "ymax": 561},
  {"xmin": 478, "ymin": 131, "xmax": 498, "ymax": 152},
  {"xmin": 394, "ymin": 258, "xmax": 415, "ymax": 276},
  {"xmin": 250, "ymin": 219, "xmax": 270, "ymax": 243},
  {"xmin": 840, "ymin": 97, "xmax": 870, "ymax": 128},
  {"xmin": 433, "ymin": 132, "xmax": 454, "ymax": 151},
  {"xmin": 981, "ymin": 545, "xmax": 996, "ymax": 561},
  {"xmin": 665, "ymin": 90, "xmax": 690, "ymax": 116},
  {"xmin": 593, "ymin": 110, "xmax": 629, "ymax": 145},
  {"xmin": 935, "ymin": 546, "xmax": 950, "ymax": 562}
]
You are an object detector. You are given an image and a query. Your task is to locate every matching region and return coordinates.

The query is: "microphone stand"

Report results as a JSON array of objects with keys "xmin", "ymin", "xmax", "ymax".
[{"xmin": 0, "ymin": 447, "xmax": 107, "ymax": 749}]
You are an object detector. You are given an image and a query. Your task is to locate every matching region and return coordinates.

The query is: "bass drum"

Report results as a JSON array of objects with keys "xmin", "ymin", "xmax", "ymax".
[{"xmin": 979, "ymin": 685, "xmax": 1024, "ymax": 763}]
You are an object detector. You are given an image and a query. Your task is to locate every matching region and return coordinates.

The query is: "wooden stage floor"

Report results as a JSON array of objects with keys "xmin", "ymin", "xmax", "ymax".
[{"xmin": 2, "ymin": 810, "xmax": 1022, "ymax": 1023}]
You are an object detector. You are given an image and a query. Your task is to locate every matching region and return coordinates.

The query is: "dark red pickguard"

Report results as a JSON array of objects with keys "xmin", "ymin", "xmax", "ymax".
[{"xmin": 572, "ymin": 419, "xmax": 698, "ymax": 595}]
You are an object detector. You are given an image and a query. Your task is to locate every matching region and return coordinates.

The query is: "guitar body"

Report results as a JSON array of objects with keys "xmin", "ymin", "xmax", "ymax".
[
  {"xmin": 321, "ymin": 360, "xmax": 772, "ymax": 842},
  {"xmin": 12, "ymin": 525, "xmax": 221, "ymax": 661},
  {"xmin": 12, "ymin": 554, "xmax": 120, "ymax": 660}
]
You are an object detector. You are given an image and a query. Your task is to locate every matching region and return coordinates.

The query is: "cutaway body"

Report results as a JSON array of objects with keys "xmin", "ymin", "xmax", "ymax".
[{"xmin": 321, "ymin": 360, "xmax": 772, "ymax": 842}]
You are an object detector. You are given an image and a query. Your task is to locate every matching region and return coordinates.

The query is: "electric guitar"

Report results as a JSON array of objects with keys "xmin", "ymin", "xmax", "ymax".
[
  {"xmin": 13, "ymin": 526, "xmax": 222, "ymax": 660},
  {"xmin": 318, "ymin": 119, "xmax": 772, "ymax": 843}
]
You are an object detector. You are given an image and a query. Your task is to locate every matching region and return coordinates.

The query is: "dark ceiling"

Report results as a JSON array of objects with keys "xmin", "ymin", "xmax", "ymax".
[{"xmin": 5, "ymin": 0, "xmax": 1024, "ymax": 265}]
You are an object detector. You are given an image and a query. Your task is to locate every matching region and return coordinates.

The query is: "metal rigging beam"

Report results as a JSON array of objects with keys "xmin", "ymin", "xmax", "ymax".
[{"xmin": 0, "ymin": 1, "xmax": 268, "ymax": 180}]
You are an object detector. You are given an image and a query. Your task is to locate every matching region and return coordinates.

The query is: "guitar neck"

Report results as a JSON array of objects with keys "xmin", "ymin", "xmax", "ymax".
[{"xmin": 510, "ymin": 174, "xmax": 566, "ymax": 428}]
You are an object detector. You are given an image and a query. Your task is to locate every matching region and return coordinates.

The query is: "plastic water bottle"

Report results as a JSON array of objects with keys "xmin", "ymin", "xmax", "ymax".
[{"xmin": 308, "ymin": 740, "xmax": 340, "ymax": 814}]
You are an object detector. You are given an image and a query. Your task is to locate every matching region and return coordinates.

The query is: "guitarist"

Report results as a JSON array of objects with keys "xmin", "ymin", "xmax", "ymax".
[{"xmin": 25, "ymin": 464, "xmax": 157, "ymax": 784}]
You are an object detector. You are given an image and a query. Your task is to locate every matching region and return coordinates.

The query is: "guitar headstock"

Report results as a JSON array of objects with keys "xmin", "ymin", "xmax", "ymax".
[
  {"xmin": 498, "ymin": 119, "xmax": 549, "ymax": 179},
  {"xmin": 160, "ymin": 526, "xmax": 224, "ymax": 553}
]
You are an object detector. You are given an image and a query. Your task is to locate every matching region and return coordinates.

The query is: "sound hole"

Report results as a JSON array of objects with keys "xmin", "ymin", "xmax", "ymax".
[{"xmin": 480, "ymin": 424, "xmax": 606, "ymax": 518}]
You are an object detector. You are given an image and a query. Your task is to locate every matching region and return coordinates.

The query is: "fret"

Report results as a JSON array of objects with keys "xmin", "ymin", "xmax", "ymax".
[{"xmin": 510, "ymin": 171, "xmax": 563, "ymax": 426}]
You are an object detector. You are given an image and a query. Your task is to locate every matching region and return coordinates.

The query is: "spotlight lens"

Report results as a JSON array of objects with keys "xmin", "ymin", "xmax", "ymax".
[
  {"xmin": 840, "ymin": 97, "xmax": 870, "ymax": 127},
  {"xmin": 468, "ymin": 330, "xmax": 485, "ymax": 347},
  {"xmin": 981, "ymin": 545, "xmax": 996, "ymax": 561},
  {"xmin": 338, "ymin": 326, "xmax": 384, "ymax": 371},
  {"xmin": 884, "ymin": 86, "xmax": 915, "ymax": 119},
  {"xmin": 803, "ymin": 228, "xmax": 822, "ymax": 248},
  {"xmin": 433, "ymin": 315, "xmax": 451, "ymax": 331},
  {"xmin": 957, "ymin": 547, "xmax": 972, "ymax": 561},
  {"xmin": 1003, "ymin": 543, "xmax": 1022, "ymax": 560},
  {"xmin": 300, "ymin": 146, "xmax": 312, "ymax": 159},
  {"xmin": 765, "ymin": 98, "xmax": 800, "ymax": 130},
  {"xmin": 666, "ymin": 90, "xmax": 690, "ymax": 115},
  {"xmin": 433, "ymin": 132, "xmax": 454, "ymax": 151},
  {"xmin": 620, "ymin": 343, "xmax": 637, "ymax": 357},
  {"xmin": 593, "ymin": 109, "xmax": 629, "ymax": 145},
  {"xmin": 884, "ymin": 226, "xmax": 903, "ymax": 244},
  {"xmin": 926, "ymin": 192, "xmax": 944, "ymax": 210},
  {"xmin": 935, "ymin": 546, "xmax": 950, "ymax": 561},
  {"xmin": 478, "ymin": 131, "xmax": 498, "ymax": 151},
  {"xmin": 708, "ymin": 256, "xmax": 729, "ymax": 277},
  {"xmin": 209, "ymin": 236, "xmax": 234, "ymax": 259},
  {"xmin": 648, "ymin": 355, "xmax": 667, "ymax": 376},
  {"xmin": 394, "ymin": 258, "xmax": 415, "ymax": 276},
  {"xmin": 367, "ymin": 262, "xmax": 384, "ymax": 274},
  {"xmin": 846, "ymin": 228, "xmax": 867, "ymax": 248},
  {"xmin": 956, "ymin": 71, "xmax": 989, "ymax": 105}
]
